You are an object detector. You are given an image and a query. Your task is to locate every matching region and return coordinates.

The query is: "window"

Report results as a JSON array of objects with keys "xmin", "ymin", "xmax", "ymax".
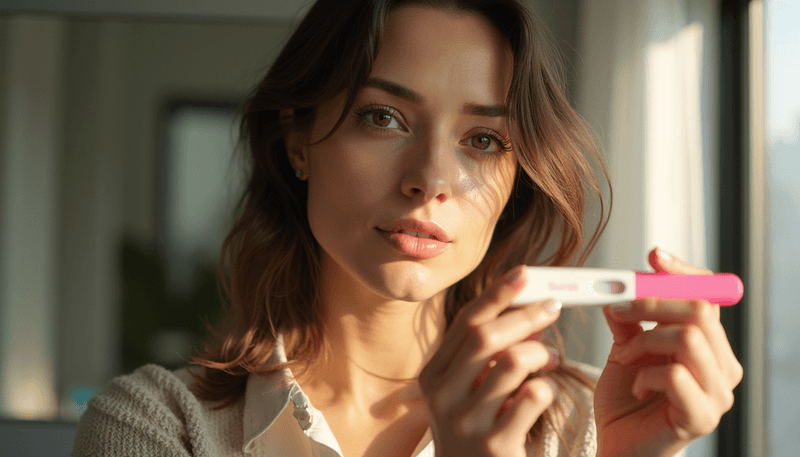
[
  {"xmin": 120, "ymin": 103, "xmax": 241, "ymax": 374},
  {"xmin": 764, "ymin": 1, "xmax": 800, "ymax": 455}
]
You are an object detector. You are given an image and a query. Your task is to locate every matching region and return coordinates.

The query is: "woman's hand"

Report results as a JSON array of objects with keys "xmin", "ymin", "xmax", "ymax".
[
  {"xmin": 419, "ymin": 266, "xmax": 562, "ymax": 457},
  {"xmin": 595, "ymin": 248, "xmax": 744, "ymax": 457}
]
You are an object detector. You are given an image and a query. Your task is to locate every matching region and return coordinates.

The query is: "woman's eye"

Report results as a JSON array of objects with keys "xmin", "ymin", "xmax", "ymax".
[
  {"xmin": 353, "ymin": 104, "xmax": 405, "ymax": 132},
  {"xmin": 465, "ymin": 133, "xmax": 507, "ymax": 153},
  {"xmin": 471, "ymin": 134, "xmax": 495, "ymax": 151},
  {"xmin": 364, "ymin": 111, "xmax": 401, "ymax": 129}
]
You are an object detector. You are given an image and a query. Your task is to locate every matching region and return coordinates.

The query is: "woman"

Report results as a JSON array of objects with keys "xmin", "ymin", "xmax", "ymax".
[{"xmin": 71, "ymin": 0, "xmax": 742, "ymax": 456}]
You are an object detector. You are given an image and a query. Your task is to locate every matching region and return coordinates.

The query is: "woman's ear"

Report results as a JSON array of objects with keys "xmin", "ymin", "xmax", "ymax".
[{"xmin": 280, "ymin": 109, "xmax": 308, "ymax": 178}]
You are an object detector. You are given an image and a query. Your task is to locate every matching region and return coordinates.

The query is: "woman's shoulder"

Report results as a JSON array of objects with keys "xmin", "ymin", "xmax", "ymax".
[
  {"xmin": 71, "ymin": 364, "xmax": 243, "ymax": 457},
  {"xmin": 84, "ymin": 364, "xmax": 202, "ymax": 423}
]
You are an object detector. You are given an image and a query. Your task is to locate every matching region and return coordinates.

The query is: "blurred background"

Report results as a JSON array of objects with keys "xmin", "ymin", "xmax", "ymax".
[{"xmin": 0, "ymin": 0, "xmax": 796, "ymax": 456}]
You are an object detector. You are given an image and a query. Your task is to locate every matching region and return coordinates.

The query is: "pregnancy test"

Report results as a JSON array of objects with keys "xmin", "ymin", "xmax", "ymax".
[{"xmin": 511, "ymin": 267, "xmax": 744, "ymax": 307}]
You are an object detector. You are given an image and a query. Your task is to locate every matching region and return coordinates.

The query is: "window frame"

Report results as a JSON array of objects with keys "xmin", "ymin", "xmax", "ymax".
[{"xmin": 717, "ymin": 0, "xmax": 768, "ymax": 455}]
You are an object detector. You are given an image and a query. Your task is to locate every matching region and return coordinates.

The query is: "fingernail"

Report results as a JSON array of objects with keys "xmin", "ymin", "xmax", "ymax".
[
  {"xmin": 610, "ymin": 302, "xmax": 631, "ymax": 314},
  {"xmin": 658, "ymin": 248, "xmax": 673, "ymax": 263},
  {"xmin": 542, "ymin": 298, "xmax": 562, "ymax": 314}
]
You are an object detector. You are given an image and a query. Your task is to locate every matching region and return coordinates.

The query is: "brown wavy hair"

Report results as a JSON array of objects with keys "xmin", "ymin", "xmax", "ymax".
[{"xmin": 189, "ymin": 0, "xmax": 612, "ymax": 448}]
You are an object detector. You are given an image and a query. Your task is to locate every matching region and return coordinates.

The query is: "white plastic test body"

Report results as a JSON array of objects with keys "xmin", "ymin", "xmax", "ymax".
[
  {"xmin": 511, "ymin": 266, "xmax": 744, "ymax": 307},
  {"xmin": 512, "ymin": 267, "xmax": 635, "ymax": 307}
]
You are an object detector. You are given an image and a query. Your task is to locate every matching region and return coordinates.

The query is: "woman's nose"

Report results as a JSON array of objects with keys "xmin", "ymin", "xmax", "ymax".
[
  {"xmin": 400, "ymin": 137, "xmax": 453, "ymax": 204},
  {"xmin": 408, "ymin": 174, "xmax": 447, "ymax": 203}
]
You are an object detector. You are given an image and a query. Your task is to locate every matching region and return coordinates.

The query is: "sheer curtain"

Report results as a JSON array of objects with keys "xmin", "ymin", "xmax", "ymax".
[{"xmin": 575, "ymin": 0, "xmax": 719, "ymax": 455}]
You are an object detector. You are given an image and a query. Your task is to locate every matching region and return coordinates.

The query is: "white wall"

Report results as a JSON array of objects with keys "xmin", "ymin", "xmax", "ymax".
[{"xmin": 0, "ymin": 16, "xmax": 65, "ymax": 419}]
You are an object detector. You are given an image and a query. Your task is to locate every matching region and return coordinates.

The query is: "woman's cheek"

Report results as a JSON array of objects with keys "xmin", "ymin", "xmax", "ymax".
[{"xmin": 458, "ymin": 171, "xmax": 482, "ymax": 195}]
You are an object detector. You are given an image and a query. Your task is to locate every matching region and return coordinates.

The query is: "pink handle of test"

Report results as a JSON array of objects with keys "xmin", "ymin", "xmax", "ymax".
[{"xmin": 634, "ymin": 273, "xmax": 744, "ymax": 306}]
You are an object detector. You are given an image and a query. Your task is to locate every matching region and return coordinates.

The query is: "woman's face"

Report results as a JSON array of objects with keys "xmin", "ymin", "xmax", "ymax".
[{"xmin": 289, "ymin": 6, "xmax": 517, "ymax": 303}]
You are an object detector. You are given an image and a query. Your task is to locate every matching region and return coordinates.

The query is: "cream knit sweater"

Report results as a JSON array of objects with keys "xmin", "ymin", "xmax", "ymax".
[{"xmin": 70, "ymin": 362, "xmax": 602, "ymax": 457}]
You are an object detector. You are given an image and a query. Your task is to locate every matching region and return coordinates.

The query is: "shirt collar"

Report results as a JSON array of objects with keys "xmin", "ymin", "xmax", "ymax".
[
  {"xmin": 240, "ymin": 332, "xmax": 433, "ymax": 457},
  {"xmin": 241, "ymin": 332, "xmax": 296, "ymax": 453}
]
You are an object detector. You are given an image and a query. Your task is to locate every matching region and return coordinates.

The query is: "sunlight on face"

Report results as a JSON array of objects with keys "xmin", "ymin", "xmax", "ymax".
[{"xmin": 301, "ymin": 6, "xmax": 517, "ymax": 303}]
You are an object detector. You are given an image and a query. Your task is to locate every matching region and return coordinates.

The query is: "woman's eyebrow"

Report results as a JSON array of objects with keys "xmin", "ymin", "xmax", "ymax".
[{"xmin": 364, "ymin": 77, "xmax": 508, "ymax": 118}]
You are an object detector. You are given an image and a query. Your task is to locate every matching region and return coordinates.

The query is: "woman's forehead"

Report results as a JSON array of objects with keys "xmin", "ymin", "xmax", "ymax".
[{"xmin": 372, "ymin": 5, "xmax": 513, "ymax": 110}]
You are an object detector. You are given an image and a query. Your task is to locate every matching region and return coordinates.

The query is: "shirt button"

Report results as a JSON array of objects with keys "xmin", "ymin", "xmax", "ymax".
[
  {"xmin": 291, "ymin": 390, "xmax": 314, "ymax": 430},
  {"xmin": 293, "ymin": 406, "xmax": 314, "ymax": 430}
]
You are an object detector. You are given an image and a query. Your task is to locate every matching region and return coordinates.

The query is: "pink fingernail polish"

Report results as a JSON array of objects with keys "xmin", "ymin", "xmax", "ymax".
[{"xmin": 658, "ymin": 248, "xmax": 673, "ymax": 262}]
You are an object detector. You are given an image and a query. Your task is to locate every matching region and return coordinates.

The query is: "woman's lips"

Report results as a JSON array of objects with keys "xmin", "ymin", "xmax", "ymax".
[{"xmin": 376, "ymin": 229, "xmax": 450, "ymax": 259}]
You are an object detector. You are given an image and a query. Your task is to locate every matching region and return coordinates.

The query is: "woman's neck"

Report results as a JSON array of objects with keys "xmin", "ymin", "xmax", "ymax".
[{"xmin": 299, "ymin": 256, "xmax": 448, "ymax": 418}]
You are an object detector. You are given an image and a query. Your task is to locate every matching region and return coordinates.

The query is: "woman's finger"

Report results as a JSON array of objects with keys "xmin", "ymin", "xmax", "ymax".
[
  {"xmin": 648, "ymin": 247, "xmax": 713, "ymax": 275},
  {"xmin": 491, "ymin": 377, "xmax": 559, "ymax": 446},
  {"xmin": 632, "ymin": 364, "xmax": 726, "ymax": 440},
  {"xmin": 465, "ymin": 341, "xmax": 558, "ymax": 431},
  {"xmin": 647, "ymin": 247, "xmax": 734, "ymax": 369},
  {"xmin": 602, "ymin": 304, "xmax": 644, "ymax": 347},
  {"xmin": 709, "ymin": 321, "xmax": 744, "ymax": 387},
  {"xmin": 440, "ymin": 299, "xmax": 561, "ymax": 408},
  {"xmin": 610, "ymin": 324, "xmax": 722, "ymax": 394},
  {"xmin": 607, "ymin": 298, "xmax": 742, "ymax": 386},
  {"xmin": 649, "ymin": 247, "xmax": 719, "ymax": 322},
  {"xmin": 423, "ymin": 266, "xmax": 528, "ymax": 376},
  {"xmin": 607, "ymin": 297, "xmax": 710, "ymax": 325}
]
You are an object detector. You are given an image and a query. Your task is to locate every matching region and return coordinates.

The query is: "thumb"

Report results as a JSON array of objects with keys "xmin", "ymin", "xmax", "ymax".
[
  {"xmin": 648, "ymin": 247, "xmax": 712, "ymax": 275},
  {"xmin": 602, "ymin": 304, "xmax": 643, "ymax": 347}
]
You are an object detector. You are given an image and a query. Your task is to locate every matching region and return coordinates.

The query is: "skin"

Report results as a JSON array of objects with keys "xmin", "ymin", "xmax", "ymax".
[{"xmin": 285, "ymin": 6, "xmax": 741, "ymax": 457}]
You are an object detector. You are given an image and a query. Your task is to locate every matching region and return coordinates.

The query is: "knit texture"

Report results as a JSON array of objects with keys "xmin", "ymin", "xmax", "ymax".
[{"xmin": 71, "ymin": 362, "xmax": 601, "ymax": 456}]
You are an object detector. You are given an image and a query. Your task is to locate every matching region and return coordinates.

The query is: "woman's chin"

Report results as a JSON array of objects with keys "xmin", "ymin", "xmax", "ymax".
[
  {"xmin": 371, "ymin": 281, "xmax": 440, "ymax": 303},
  {"xmin": 367, "ymin": 270, "xmax": 450, "ymax": 304}
]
